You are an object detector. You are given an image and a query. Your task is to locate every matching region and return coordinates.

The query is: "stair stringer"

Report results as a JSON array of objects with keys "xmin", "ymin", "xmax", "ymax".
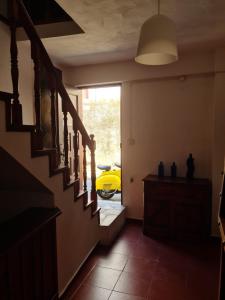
[
  {"xmin": 0, "ymin": 101, "xmax": 7, "ymax": 132},
  {"xmin": 0, "ymin": 104, "xmax": 100, "ymax": 294}
]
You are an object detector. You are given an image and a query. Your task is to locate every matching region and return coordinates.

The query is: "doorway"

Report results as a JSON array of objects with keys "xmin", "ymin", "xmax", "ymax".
[{"xmin": 81, "ymin": 85, "xmax": 122, "ymax": 204}]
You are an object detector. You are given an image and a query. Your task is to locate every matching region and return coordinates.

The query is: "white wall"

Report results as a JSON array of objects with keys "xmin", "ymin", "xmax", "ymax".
[
  {"xmin": 63, "ymin": 50, "xmax": 224, "ymax": 236},
  {"xmin": 64, "ymin": 52, "xmax": 214, "ymax": 86},
  {"xmin": 121, "ymin": 76, "xmax": 213, "ymax": 219}
]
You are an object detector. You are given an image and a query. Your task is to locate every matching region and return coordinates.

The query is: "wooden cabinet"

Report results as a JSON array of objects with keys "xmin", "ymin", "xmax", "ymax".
[
  {"xmin": 143, "ymin": 175, "xmax": 211, "ymax": 240},
  {"xmin": 0, "ymin": 207, "xmax": 60, "ymax": 300}
]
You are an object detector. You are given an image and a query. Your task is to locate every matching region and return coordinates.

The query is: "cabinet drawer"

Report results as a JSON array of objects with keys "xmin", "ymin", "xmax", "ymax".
[
  {"xmin": 146, "ymin": 183, "xmax": 209, "ymax": 201},
  {"xmin": 146, "ymin": 183, "xmax": 178, "ymax": 198},
  {"xmin": 145, "ymin": 199, "xmax": 170, "ymax": 227},
  {"xmin": 143, "ymin": 175, "xmax": 211, "ymax": 241}
]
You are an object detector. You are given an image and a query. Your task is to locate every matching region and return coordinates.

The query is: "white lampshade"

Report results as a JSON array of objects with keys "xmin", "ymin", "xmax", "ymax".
[{"xmin": 135, "ymin": 14, "xmax": 178, "ymax": 65}]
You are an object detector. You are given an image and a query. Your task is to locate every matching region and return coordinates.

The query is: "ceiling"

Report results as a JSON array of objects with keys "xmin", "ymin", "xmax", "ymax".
[{"xmin": 41, "ymin": 0, "xmax": 225, "ymax": 67}]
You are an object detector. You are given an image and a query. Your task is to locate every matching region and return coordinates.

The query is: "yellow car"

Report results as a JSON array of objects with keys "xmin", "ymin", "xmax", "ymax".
[{"xmin": 96, "ymin": 163, "xmax": 121, "ymax": 199}]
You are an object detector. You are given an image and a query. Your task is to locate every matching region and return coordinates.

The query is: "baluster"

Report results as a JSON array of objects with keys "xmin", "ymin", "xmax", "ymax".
[
  {"xmin": 50, "ymin": 84, "xmax": 57, "ymax": 149},
  {"xmin": 82, "ymin": 141, "xmax": 87, "ymax": 191},
  {"xmin": 31, "ymin": 43, "xmax": 43, "ymax": 149},
  {"xmin": 31, "ymin": 44, "xmax": 41, "ymax": 131},
  {"xmin": 55, "ymin": 91, "xmax": 61, "ymax": 165},
  {"xmin": 73, "ymin": 125, "xmax": 79, "ymax": 180},
  {"xmin": 9, "ymin": 0, "xmax": 22, "ymax": 126},
  {"xmin": 54, "ymin": 68, "xmax": 61, "ymax": 165},
  {"xmin": 73, "ymin": 124, "xmax": 80, "ymax": 195},
  {"xmin": 90, "ymin": 134, "xmax": 97, "ymax": 207},
  {"xmin": 62, "ymin": 102, "xmax": 70, "ymax": 182}
]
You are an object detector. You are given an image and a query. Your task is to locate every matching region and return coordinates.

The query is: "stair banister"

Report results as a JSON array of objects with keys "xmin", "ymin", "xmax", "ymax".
[
  {"xmin": 10, "ymin": 0, "xmax": 97, "ymax": 201},
  {"xmin": 15, "ymin": 0, "xmax": 92, "ymax": 148},
  {"xmin": 9, "ymin": 0, "xmax": 22, "ymax": 126},
  {"xmin": 90, "ymin": 134, "xmax": 97, "ymax": 209}
]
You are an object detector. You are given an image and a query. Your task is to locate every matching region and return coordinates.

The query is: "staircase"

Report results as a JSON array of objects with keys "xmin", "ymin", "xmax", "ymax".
[{"xmin": 0, "ymin": 0, "xmax": 100, "ymax": 295}]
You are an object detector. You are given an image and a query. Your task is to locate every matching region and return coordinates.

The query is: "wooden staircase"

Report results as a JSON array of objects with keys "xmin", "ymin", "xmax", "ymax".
[
  {"xmin": 0, "ymin": 0, "xmax": 100, "ymax": 294},
  {"xmin": 0, "ymin": 0, "xmax": 99, "ymax": 214}
]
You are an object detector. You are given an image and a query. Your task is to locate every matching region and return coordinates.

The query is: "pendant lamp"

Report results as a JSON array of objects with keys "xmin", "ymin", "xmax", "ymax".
[{"xmin": 135, "ymin": 0, "xmax": 178, "ymax": 65}]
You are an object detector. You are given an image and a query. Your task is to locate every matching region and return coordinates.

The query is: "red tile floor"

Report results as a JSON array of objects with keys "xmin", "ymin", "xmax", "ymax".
[{"xmin": 62, "ymin": 222, "xmax": 220, "ymax": 300}]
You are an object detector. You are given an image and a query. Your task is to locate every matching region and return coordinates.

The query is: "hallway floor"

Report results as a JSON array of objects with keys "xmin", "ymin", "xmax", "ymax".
[{"xmin": 62, "ymin": 222, "xmax": 220, "ymax": 300}]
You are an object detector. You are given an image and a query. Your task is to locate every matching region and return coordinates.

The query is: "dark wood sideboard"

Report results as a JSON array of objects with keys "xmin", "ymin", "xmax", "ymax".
[
  {"xmin": 0, "ymin": 207, "xmax": 61, "ymax": 300},
  {"xmin": 143, "ymin": 175, "xmax": 212, "ymax": 240}
]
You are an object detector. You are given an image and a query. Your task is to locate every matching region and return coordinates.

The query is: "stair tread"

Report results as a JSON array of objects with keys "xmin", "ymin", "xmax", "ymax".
[
  {"xmin": 76, "ymin": 190, "xmax": 88, "ymax": 200},
  {"xmin": 8, "ymin": 124, "xmax": 36, "ymax": 132},
  {"xmin": 32, "ymin": 148, "xmax": 57, "ymax": 157},
  {"xmin": 0, "ymin": 91, "xmax": 13, "ymax": 101},
  {"xmin": 51, "ymin": 166, "xmax": 67, "ymax": 175},
  {"xmin": 64, "ymin": 178, "xmax": 76, "ymax": 189},
  {"xmin": 92, "ymin": 207, "xmax": 101, "ymax": 216},
  {"xmin": 33, "ymin": 148, "xmax": 56, "ymax": 153},
  {"xmin": 85, "ymin": 199, "xmax": 94, "ymax": 208}
]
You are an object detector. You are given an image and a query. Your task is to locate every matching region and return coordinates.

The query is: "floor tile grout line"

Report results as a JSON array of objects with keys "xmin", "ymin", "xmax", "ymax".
[
  {"xmin": 69, "ymin": 263, "xmax": 97, "ymax": 299},
  {"xmin": 107, "ymin": 290, "xmax": 113, "ymax": 300},
  {"xmin": 110, "ymin": 254, "xmax": 129, "ymax": 292},
  {"xmin": 145, "ymin": 259, "xmax": 159, "ymax": 300}
]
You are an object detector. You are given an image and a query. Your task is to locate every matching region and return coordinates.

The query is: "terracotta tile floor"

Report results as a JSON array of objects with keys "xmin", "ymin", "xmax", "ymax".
[{"xmin": 62, "ymin": 223, "xmax": 220, "ymax": 300}]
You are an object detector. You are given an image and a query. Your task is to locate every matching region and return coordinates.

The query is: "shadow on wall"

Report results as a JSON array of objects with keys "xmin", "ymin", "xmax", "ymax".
[{"xmin": 0, "ymin": 147, "xmax": 54, "ymax": 222}]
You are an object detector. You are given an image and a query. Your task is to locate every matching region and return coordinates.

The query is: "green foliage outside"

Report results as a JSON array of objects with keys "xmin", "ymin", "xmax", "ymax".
[{"xmin": 82, "ymin": 87, "xmax": 121, "ymax": 175}]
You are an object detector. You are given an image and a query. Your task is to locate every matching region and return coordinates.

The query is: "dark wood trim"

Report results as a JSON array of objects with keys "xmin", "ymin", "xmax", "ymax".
[
  {"xmin": 126, "ymin": 218, "xmax": 143, "ymax": 226},
  {"xmin": 82, "ymin": 143, "xmax": 87, "ymax": 191},
  {"xmin": 31, "ymin": 43, "xmax": 41, "ymax": 131},
  {"xmin": 16, "ymin": 0, "xmax": 92, "ymax": 148},
  {"xmin": 76, "ymin": 83, "xmax": 122, "ymax": 90},
  {"xmin": 10, "ymin": 0, "xmax": 23, "ymax": 126},
  {"xmin": 0, "ymin": 14, "xmax": 10, "ymax": 25},
  {"xmin": 90, "ymin": 134, "xmax": 97, "ymax": 209},
  {"xmin": 73, "ymin": 127, "xmax": 79, "ymax": 181},
  {"xmin": 0, "ymin": 91, "xmax": 13, "ymax": 101},
  {"xmin": 62, "ymin": 103, "xmax": 70, "ymax": 182},
  {"xmin": 50, "ymin": 87, "xmax": 57, "ymax": 149}
]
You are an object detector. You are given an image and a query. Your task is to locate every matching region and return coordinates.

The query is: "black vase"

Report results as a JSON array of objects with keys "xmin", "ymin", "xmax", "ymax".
[
  {"xmin": 186, "ymin": 153, "xmax": 195, "ymax": 179},
  {"xmin": 158, "ymin": 161, "xmax": 164, "ymax": 177},
  {"xmin": 171, "ymin": 162, "xmax": 177, "ymax": 178}
]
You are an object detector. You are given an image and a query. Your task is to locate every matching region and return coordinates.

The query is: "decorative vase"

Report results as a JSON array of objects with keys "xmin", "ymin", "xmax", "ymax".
[
  {"xmin": 186, "ymin": 153, "xmax": 195, "ymax": 179},
  {"xmin": 171, "ymin": 162, "xmax": 177, "ymax": 178},
  {"xmin": 158, "ymin": 161, "xmax": 164, "ymax": 177}
]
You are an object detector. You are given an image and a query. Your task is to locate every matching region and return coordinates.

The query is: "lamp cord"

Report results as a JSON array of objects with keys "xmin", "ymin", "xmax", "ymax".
[{"xmin": 158, "ymin": 0, "xmax": 160, "ymax": 15}]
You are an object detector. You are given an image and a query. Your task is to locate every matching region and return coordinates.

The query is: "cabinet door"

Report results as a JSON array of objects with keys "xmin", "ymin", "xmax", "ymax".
[
  {"xmin": 144, "ymin": 197, "xmax": 171, "ymax": 238},
  {"xmin": 173, "ymin": 199, "xmax": 204, "ymax": 240}
]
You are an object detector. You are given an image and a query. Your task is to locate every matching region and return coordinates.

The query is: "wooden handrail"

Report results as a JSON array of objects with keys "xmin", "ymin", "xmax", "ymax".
[
  {"xmin": 0, "ymin": 91, "xmax": 13, "ymax": 101},
  {"xmin": 0, "ymin": 14, "xmax": 10, "ymax": 26},
  {"xmin": 15, "ymin": 0, "xmax": 92, "ymax": 149}
]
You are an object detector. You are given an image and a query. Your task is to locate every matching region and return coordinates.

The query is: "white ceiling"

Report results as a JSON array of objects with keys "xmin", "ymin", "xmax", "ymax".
[{"xmin": 42, "ymin": 0, "xmax": 225, "ymax": 66}]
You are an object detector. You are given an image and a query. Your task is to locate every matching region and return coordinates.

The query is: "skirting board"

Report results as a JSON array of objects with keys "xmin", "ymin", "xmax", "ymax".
[{"xmin": 59, "ymin": 241, "xmax": 99, "ymax": 298}]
